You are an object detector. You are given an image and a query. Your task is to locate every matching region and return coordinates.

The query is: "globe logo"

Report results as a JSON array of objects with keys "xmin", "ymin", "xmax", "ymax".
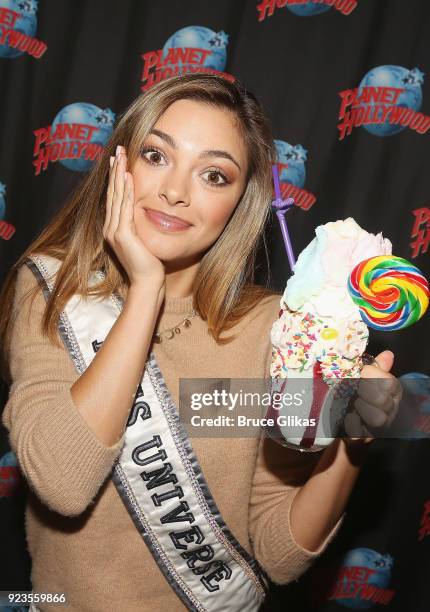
[
  {"xmin": 51, "ymin": 103, "xmax": 115, "ymax": 172},
  {"xmin": 334, "ymin": 548, "xmax": 394, "ymax": 609},
  {"xmin": 0, "ymin": 450, "xmax": 20, "ymax": 497},
  {"xmin": 400, "ymin": 372, "xmax": 430, "ymax": 411},
  {"xmin": 0, "ymin": 0, "xmax": 38, "ymax": 58},
  {"xmin": 398, "ymin": 372, "xmax": 430, "ymax": 440},
  {"xmin": 0, "ymin": 181, "xmax": 6, "ymax": 220},
  {"xmin": 359, "ymin": 65, "xmax": 424, "ymax": 136},
  {"xmin": 287, "ymin": 1, "xmax": 331, "ymax": 16},
  {"xmin": 274, "ymin": 140, "xmax": 307, "ymax": 189},
  {"xmin": 162, "ymin": 26, "xmax": 229, "ymax": 73},
  {"xmin": 257, "ymin": 0, "xmax": 357, "ymax": 21}
]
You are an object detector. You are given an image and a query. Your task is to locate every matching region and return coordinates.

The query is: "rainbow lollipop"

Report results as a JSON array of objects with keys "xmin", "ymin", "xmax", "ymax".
[{"xmin": 348, "ymin": 255, "xmax": 429, "ymax": 330}]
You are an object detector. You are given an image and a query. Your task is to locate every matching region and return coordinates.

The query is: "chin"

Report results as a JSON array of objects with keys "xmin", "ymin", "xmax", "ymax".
[{"xmin": 136, "ymin": 232, "xmax": 185, "ymax": 262}]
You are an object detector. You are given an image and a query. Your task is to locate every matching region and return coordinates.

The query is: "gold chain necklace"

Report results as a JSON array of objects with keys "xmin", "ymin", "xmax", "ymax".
[{"xmin": 153, "ymin": 308, "xmax": 198, "ymax": 343}]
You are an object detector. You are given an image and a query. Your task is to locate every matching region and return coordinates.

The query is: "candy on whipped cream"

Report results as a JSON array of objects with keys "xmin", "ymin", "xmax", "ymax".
[
  {"xmin": 267, "ymin": 218, "xmax": 392, "ymax": 451},
  {"xmin": 270, "ymin": 304, "xmax": 369, "ymax": 379},
  {"xmin": 271, "ymin": 217, "xmax": 392, "ymax": 381}
]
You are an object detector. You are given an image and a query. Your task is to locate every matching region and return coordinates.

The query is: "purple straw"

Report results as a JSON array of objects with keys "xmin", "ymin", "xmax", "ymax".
[
  {"xmin": 271, "ymin": 164, "xmax": 296, "ymax": 271},
  {"xmin": 273, "ymin": 164, "xmax": 282, "ymax": 201}
]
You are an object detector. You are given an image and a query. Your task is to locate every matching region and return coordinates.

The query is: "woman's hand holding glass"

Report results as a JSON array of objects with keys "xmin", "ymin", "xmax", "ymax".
[{"xmin": 344, "ymin": 350, "xmax": 403, "ymax": 445}]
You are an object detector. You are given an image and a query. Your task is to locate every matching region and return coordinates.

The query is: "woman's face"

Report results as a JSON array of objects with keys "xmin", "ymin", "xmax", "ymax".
[{"xmin": 130, "ymin": 99, "xmax": 248, "ymax": 266}]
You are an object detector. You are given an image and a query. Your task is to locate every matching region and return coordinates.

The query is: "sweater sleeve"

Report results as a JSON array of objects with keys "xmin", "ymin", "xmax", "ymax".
[
  {"xmin": 248, "ymin": 294, "xmax": 345, "ymax": 584},
  {"xmin": 1, "ymin": 263, "xmax": 125, "ymax": 517},
  {"xmin": 248, "ymin": 433, "xmax": 345, "ymax": 585}
]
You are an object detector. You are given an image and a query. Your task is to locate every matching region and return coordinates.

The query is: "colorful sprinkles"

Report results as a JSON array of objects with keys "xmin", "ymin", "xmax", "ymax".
[{"xmin": 270, "ymin": 305, "xmax": 368, "ymax": 398}]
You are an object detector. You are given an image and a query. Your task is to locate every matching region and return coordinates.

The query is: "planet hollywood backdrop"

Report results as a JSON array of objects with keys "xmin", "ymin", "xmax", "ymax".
[{"xmin": 1, "ymin": 1, "xmax": 430, "ymax": 611}]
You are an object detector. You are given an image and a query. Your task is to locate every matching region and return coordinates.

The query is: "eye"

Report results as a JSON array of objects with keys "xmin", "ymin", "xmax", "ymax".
[
  {"xmin": 141, "ymin": 147, "xmax": 166, "ymax": 166},
  {"xmin": 201, "ymin": 168, "xmax": 229, "ymax": 187}
]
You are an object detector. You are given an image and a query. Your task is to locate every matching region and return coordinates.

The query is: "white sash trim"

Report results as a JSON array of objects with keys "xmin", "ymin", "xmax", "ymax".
[{"xmin": 25, "ymin": 254, "xmax": 268, "ymax": 612}]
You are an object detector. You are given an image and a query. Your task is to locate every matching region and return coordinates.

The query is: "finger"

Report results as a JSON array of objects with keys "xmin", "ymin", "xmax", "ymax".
[
  {"xmin": 356, "ymin": 378, "xmax": 387, "ymax": 408},
  {"xmin": 355, "ymin": 397, "xmax": 389, "ymax": 427},
  {"xmin": 361, "ymin": 423, "xmax": 373, "ymax": 439},
  {"xmin": 360, "ymin": 362, "xmax": 399, "ymax": 396},
  {"xmin": 104, "ymin": 155, "xmax": 117, "ymax": 233},
  {"xmin": 361, "ymin": 363, "xmax": 397, "ymax": 398},
  {"xmin": 360, "ymin": 363, "xmax": 392, "ymax": 380},
  {"xmin": 344, "ymin": 412, "xmax": 364, "ymax": 438},
  {"xmin": 118, "ymin": 172, "xmax": 134, "ymax": 225},
  {"xmin": 390, "ymin": 377, "xmax": 404, "ymax": 402},
  {"xmin": 111, "ymin": 151, "xmax": 125, "ymax": 230},
  {"xmin": 357, "ymin": 379, "xmax": 395, "ymax": 413},
  {"xmin": 386, "ymin": 394, "xmax": 401, "ymax": 427},
  {"xmin": 127, "ymin": 172, "xmax": 135, "ymax": 223},
  {"xmin": 344, "ymin": 412, "xmax": 374, "ymax": 441},
  {"xmin": 373, "ymin": 350, "xmax": 394, "ymax": 373}
]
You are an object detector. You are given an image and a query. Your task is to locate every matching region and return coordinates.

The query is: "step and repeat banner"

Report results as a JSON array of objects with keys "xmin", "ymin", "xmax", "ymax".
[{"xmin": 1, "ymin": 1, "xmax": 430, "ymax": 610}]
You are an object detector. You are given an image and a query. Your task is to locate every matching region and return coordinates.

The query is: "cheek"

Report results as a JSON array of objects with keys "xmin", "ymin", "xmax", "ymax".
[
  {"xmin": 133, "ymin": 207, "xmax": 150, "ymax": 238},
  {"xmin": 199, "ymin": 192, "xmax": 240, "ymax": 229},
  {"xmin": 130, "ymin": 166, "xmax": 157, "ymax": 202}
]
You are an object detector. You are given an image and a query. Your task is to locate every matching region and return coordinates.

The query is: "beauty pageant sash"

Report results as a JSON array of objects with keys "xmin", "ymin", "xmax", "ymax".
[{"xmin": 24, "ymin": 253, "xmax": 268, "ymax": 612}]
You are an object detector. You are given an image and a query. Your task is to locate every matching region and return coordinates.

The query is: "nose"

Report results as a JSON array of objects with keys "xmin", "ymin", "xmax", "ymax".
[{"xmin": 158, "ymin": 166, "xmax": 190, "ymax": 207}]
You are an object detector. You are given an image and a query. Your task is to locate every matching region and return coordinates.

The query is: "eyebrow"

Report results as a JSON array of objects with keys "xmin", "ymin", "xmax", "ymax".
[{"xmin": 149, "ymin": 128, "xmax": 242, "ymax": 171}]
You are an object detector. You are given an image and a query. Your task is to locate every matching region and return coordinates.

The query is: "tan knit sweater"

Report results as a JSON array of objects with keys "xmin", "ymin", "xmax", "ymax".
[{"xmin": 2, "ymin": 263, "xmax": 345, "ymax": 612}]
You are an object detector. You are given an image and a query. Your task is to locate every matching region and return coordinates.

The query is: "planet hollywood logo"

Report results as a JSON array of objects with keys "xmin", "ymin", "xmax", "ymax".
[
  {"xmin": 0, "ymin": 451, "xmax": 20, "ymax": 498},
  {"xmin": 328, "ymin": 548, "xmax": 395, "ymax": 607},
  {"xmin": 141, "ymin": 26, "xmax": 235, "ymax": 92},
  {"xmin": 33, "ymin": 103, "xmax": 115, "ymax": 175},
  {"xmin": 0, "ymin": 182, "xmax": 15, "ymax": 241},
  {"xmin": 0, "ymin": 0, "xmax": 47, "ymax": 59},
  {"xmin": 257, "ymin": 0, "xmax": 357, "ymax": 21},
  {"xmin": 274, "ymin": 140, "xmax": 316, "ymax": 210},
  {"xmin": 410, "ymin": 207, "xmax": 430, "ymax": 259},
  {"xmin": 338, "ymin": 65, "xmax": 430, "ymax": 140}
]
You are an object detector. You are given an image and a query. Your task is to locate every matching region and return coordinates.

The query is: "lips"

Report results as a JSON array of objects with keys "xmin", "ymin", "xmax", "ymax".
[{"xmin": 144, "ymin": 208, "xmax": 192, "ymax": 229}]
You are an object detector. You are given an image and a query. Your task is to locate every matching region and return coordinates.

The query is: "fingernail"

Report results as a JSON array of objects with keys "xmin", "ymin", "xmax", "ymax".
[
  {"xmin": 109, "ymin": 156, "xmax": 114, "ymax": 167},
  {"xmin": 116, "ymin": 145, "xmax": 121, "ymax": 158}
]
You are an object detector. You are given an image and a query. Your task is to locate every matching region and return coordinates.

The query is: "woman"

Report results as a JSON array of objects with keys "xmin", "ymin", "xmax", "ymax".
[{"xmin": 0, "ymin": 74, "xmax": 401, "ymax": 612}]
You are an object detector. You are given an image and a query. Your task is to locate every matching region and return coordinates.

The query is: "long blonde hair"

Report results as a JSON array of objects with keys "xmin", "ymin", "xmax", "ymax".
[{"xmin": 0, "ymin": 73, "xmax": 279, "ymax": 384}]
